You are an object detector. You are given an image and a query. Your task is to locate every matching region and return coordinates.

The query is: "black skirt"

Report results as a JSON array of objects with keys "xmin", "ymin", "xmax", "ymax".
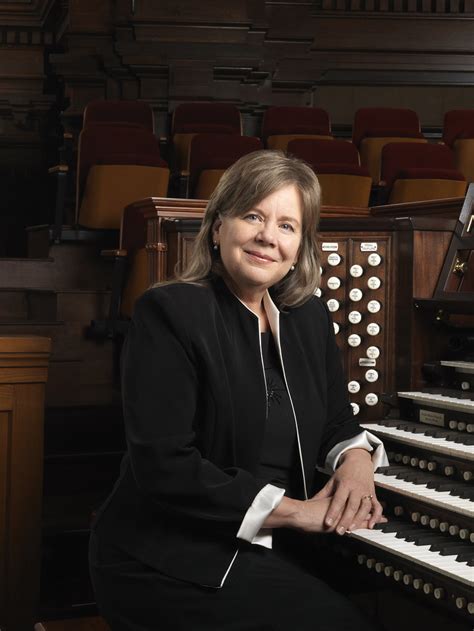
[{"xmin": 89, "ymin": 530, "xmax": 379, "ymax": 631}]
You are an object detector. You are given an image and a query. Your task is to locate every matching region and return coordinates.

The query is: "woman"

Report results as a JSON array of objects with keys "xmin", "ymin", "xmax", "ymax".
[{"xmin": 90, "ymin": 150, "xmax": 388, "ymax": 630}]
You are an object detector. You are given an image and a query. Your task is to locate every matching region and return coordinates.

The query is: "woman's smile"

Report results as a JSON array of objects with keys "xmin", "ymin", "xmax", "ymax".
[
  {"xmin": 213, "ymin": 183, "xmax": 302, "ymax": 309},
  {"xmin": 244, "ymin": 249, "xmax": 277, "ymax": 263}
]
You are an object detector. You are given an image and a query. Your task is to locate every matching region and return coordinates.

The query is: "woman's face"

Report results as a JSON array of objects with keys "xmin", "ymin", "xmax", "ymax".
[{"xmin": 213, "ymin": 184, "xmax": 303, "ymax": 301}]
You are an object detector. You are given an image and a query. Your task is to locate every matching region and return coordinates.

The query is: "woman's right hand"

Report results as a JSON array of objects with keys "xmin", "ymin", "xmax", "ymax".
[{"xmin": 264, "ymin": 496, "xmax": 372, "ymax": 533}]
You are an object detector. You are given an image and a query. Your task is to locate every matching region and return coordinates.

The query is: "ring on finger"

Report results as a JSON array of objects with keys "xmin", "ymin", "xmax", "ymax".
[{"xmin": 362, "ymin": 494, "xmax": 374, "ymax": 501}]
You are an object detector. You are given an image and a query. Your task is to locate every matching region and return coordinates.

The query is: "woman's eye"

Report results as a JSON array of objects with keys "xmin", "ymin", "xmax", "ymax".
[
  {"xmin": 281, "ymin": 223, "xmax": 294, "ymax": 232},
  {"xmin": 245, "ymin": 213, "xmax": 260, "ymax": 222}
]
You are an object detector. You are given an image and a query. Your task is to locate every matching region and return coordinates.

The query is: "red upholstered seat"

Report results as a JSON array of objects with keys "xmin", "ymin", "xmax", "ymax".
[
  {"xmin": 262, "ymin": 107, "xmax": 331, "ymax": 139},
  {"xmin": 172, "ymin": 103, "xmax": 241, "ymax": 135},
  {"xmin": 287, "ymin": 138, "xmax": 371, "ymax": 207},
  {"xmin": 287, "ymin": 138, "xmax": 360, "ymax": 166},
  {"xmin": 352, "ymin": 107, "xmax": 426, "ymax": 184},
  {"xmin": 171, "ymin": 102, "xmax": 242, "ymax": 171},
  {"xmin": 78, "ymin": 124, "xmax": 167, "ymax": 202},
  {"xmin": 76, "ymin": 123, "xmax": 169, "ymax": 229},
  {"xmin": 443, "ymin": 110, "xmax": 474, "ymax": 146},
  {"xmin": 83, "ymin": 99, "xmax": 154, "ymax": 131},
  {"xmin": 189, "ymin": 134, "xmax": 263, "ymax": 198},
  {"xmin": 442, "ymin": 110, "xmax": 474, "ymax": 182},
  {"xmin": 261, "ymin": 107, "xmax": 332, "ymax": 151},
  {"xmin": 353, "ymin": 108, "xmax": 423, "ymax": 148},
  {"xmin": 381, "ymin": 142, "xmax": 466, "ymax": 203}
]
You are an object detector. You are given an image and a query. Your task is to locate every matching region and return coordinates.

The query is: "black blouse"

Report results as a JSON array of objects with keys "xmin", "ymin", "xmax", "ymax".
[{"xmin": 257, "ymin": 332, "xmax": 297, "ymax": 492}]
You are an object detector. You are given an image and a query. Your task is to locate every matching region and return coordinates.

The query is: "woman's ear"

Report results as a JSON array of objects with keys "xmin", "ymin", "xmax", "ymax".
[{"xmin": 212, "ymin": 216, "xmax": 222, "ymax": 243}]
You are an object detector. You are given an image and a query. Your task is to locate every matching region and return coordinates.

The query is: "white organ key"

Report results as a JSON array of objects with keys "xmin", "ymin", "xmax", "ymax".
[
  {"xmin": 366, "ymin": 346, "xmax": 380, "ymax": 359},
  {"xmin": 367, "ymin": 276, "xmax": 381, "ymax": 290},
  {"xmin": 371, "ymin": 471, "xmax": 474, "ymax": 519},
  {"xmin": 360, "ymin": 422, "xmax": 474, "ymax": 462},
  {"xmin": 327, "ymin": 253, "xmax": 341, "ymax": 266},
  {"xmin": 397, "ymin": 391, "xmax": 474, "ymax": 414},
  {"xmin": 440, "ymin": 360, "xmax": 474, "ymax": 375},
  {"xmin": 350, "ymin": 264, "xmax": 364, "ymax": 278},
  {"xmin": 365, "ymin": 393, "xmax": 379, "ymax": 406},
  {"xmin": 349, "ymin": 288, "xmax": 363, "ymax": 302},
  {"xmin": 327, "ymin": 276, "xmax": 341, "ymax": 290},
  {"xmin": 367, "ymin": 323, "xmax": 380, "ymax": 336},
  {"xmin": 327, "ymin": 299, "xmax": 340, "ymax": 313},
  {"xmin": 349, "ymin": 528, "xmax": 474, "ymax": 588},
  {"xmin": 367, "ymin": 253, "xmax": 382, "ymax": 266},
  {"xmin": 348, "ymin": 310, "xmax": 362, "ymax": 324},
  {"xmin": 351, "ymin": 402, "xmax": 360, "ymax": 415}
]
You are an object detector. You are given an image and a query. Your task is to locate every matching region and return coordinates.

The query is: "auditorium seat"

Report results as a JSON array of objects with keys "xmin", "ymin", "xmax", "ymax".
[
  {"xmin": 171, "ymin": 102, "xmax": 242, "ymax": 172},
  {"xmin": 93, "ymin": 202, "xmax": 151, "ymax": 337},
  {"xmin": 442, "ymin": 109, "xmax": 474, "ymax": 183},
  {"xmin": 380, "ymin": 142, "xmax": 467, "ymax": 204},
  {"xmin": 83, "ymin": 99, "xmax": 154, "ymax": 131},
  {"xmin": 76, "ymin": 123, "xmax": 169, "ymax": 229},
  {"xmin": 188, "ymin": 134, "xmax": 263, "ymax": 198},
  {"xmin": 287, "ymin": 138, "xmax": 372, "ymax": 207},
  {"xmin": 352, "ymin": 107, "xmax": 427, "ymax": 185},
  {"xmin": 261, "ymin": 106, "xmax": 332, "ymax": 151}
]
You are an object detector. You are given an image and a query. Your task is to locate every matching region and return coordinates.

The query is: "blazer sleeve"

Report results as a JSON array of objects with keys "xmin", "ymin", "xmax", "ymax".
[
  {"xmin": 121, "ymin": 288, "xmax": 264, "ymax": 534},
  {"xmin": 317, "ymin": 301, "xmax": 366, "ymax": 465}
]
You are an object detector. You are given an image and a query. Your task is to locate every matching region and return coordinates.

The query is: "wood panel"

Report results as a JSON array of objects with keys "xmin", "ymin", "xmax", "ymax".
[{"xmin": 0, "ymin": 336, "xmax": 51, "ymax": 631}]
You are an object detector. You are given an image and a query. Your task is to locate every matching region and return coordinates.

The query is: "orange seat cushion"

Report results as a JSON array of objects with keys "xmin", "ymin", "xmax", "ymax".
[{"xmin": 78, "ymin": 165, "xmax": 169, "ymax": 229}]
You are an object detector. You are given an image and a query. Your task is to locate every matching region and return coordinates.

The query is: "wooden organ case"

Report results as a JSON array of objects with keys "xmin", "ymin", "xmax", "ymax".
[{"xmin": 133, "ymin": 192, "xmax": 473, "ymax": 629}]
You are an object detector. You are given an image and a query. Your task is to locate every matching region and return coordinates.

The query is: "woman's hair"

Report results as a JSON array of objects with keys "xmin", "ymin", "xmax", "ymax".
[{"xmin": 177, "ymin": 149, "xmax": 321, "ymax": 307}]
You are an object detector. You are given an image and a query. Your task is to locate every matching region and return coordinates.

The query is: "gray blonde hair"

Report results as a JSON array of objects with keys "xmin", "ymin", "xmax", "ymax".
[{"xmin": 178, "ymin": 149, "xmax": 321, "ymax": 308}]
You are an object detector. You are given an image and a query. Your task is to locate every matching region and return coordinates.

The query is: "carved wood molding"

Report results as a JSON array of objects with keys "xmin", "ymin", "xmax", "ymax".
[
  {"xmin": 0, "ymin": 0, "xmax": 59, "ymax": 26},
  {"xmin": 314, "ymin": 0, "xmax": 474, "ymax": 14}
]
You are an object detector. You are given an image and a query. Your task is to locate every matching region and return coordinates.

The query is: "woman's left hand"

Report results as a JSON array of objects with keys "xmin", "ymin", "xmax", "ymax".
[{"xmin": 311, "ymin": 448, "xmax": 386, "ymax": 535}]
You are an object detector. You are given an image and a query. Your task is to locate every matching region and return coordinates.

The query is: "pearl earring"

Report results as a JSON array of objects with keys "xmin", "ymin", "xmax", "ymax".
[
  {"xmin": 213, "ymin": 242, "xmax": 219, "ymax": 251},
  {"xmin": 290, "ymin": 264, "xmax": 296, "ymax": 271}
]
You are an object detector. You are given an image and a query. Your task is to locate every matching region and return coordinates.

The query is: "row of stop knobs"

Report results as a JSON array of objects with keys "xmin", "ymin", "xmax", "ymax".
[
  {"xmin": 391, "ymin": 504, "xmax": 474, "ymax": 543},
  {"xmin": 356, "ymin": 553, "xmax": 474, "ymax": 613},
  {"xmin": 387, "ymin": 450, "xmax": 473, "ymax": 481}
]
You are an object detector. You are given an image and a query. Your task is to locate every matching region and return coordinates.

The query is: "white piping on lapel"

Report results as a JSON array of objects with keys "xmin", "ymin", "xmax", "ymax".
[{"xmin": 263, "ymin": 292, "xmax": 309, "ymax": 500}]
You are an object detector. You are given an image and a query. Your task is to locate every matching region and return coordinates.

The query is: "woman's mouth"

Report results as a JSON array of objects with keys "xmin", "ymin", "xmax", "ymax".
[{"xmin": 245, "ymin": 250, "xmax": 275, "ymax": 263}]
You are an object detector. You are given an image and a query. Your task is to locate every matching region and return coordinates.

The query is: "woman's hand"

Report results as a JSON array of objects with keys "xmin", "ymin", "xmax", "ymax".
[
  {"xmin": 292, "ymin": 496, "xmax": 373, "ymax": 534},
  {"xmin": 312, "ymin": 448, "xmax": 386, "ymax": 535},
  {"xmin": 263, "ymin": 494, "xmax": 371, "ymax": 534}
]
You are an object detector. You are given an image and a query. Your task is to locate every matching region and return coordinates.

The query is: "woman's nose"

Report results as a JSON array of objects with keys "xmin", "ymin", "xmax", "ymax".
[{"xmin": 256, "ymin": 221, "xmax": 276, "ymax": 244}]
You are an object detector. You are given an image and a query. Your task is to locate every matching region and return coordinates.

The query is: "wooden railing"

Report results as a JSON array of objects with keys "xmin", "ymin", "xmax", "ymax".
[{"xmin": 0, "ymin": 336, "xmax": 51, "ymax": 631}]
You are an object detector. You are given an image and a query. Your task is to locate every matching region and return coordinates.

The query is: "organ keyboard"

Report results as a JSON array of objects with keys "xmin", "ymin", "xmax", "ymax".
[
  {"xmin": 355, "ymin": 373, "xmax": 474, "ymax": 623},
  {"xmin": 361, "ymin": 420, "xmax": 474, "ymax": 460}
]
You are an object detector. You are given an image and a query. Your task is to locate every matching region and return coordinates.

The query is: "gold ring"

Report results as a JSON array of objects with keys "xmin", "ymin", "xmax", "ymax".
[{"xmin": 362, "ymin": 494, "xmax": 373, "ymax": 501}]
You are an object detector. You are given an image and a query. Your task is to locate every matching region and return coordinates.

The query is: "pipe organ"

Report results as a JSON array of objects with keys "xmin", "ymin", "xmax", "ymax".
[{"xmin": 135, "ymin": 191, "xmax": 474, "ymax": 627}]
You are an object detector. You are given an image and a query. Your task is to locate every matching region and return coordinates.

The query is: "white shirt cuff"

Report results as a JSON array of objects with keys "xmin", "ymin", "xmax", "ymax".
[
  {"xmin": 324, "ymin": 430, "xmax": 389, "ymax": 472},
  {"xmin": 236, "ymin": 484, "xmax": 285, "ymax": 549}
]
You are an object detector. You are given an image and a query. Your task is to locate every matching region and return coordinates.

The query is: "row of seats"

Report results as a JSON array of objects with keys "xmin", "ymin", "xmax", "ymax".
[
  {"xmin": 71, "ymin": 101, "xmax": 470, "ymax": 219},
  {"xmin": 48, "ymin": 100, "xmax": 471, "ymax": 335},
  {"xmin": 168, "ymin": 102, "xmax": 474, "ymax": 186}
]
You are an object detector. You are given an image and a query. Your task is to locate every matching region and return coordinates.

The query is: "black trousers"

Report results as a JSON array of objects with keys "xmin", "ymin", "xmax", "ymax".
[{"xmin": 89, "ymin": 531, "xmax": 379, "ymax": 631}]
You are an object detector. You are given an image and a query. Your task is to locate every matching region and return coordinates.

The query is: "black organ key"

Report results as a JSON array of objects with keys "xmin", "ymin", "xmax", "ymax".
[{"xmin": 456, "ymin": 550, "xmax": 474, "ymax": 563}]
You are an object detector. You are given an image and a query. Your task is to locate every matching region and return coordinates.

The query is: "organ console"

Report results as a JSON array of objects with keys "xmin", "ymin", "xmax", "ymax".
[
  {"xmin": 132, "ymin": 188, "xmax": 473, "ymax": 628},
  {"xmin": 346, "ymin": 189, "xmax": 474, "ymax": 625}
]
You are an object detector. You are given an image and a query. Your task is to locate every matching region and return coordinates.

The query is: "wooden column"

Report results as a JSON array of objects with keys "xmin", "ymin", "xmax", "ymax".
[{"xmin": 0, "ymin": 336, "xmax": 51, "ymax": 631}]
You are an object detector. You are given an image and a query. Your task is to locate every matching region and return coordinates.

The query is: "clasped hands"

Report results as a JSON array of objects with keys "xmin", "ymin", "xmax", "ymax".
[{"xmin": 298, "ymin": 448, "xmax": 387, "ymax": 535}]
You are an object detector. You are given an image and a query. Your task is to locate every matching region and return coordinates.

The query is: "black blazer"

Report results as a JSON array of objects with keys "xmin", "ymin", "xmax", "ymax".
[{"xmin": 92, "ymin": 276, "xmax": 363, "ymax": 587}]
